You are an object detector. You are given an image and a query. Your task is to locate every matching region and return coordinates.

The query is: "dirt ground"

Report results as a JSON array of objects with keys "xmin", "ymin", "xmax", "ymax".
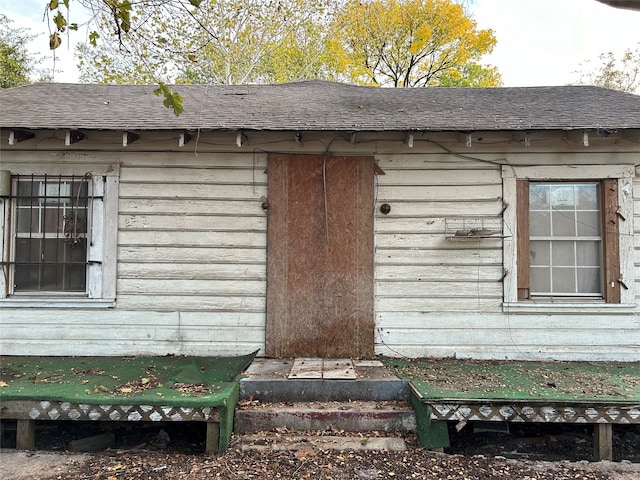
[
  {"xmin": 1, "ymin": 423, "xmax": 640, "ymax": 480},
  {"xmin": 2, "ymin": 441, "xmax": 640, "ymax": 480}
]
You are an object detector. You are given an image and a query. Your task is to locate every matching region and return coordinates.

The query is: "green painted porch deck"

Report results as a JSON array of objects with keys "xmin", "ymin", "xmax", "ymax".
[
  {"xmin": 385, "ymin": 358, "xmax": 640, "ymax": 460},
  {"xmin": 385, "ymin": 358, "xmax": 640, "ymax": 403},
  {"xmin": 1, "ymin": 355, "xmax": 638, "ymax": 460},
  {"xmin": 0, "ymin": 352, "xmax": 256, "ymax": 453}
]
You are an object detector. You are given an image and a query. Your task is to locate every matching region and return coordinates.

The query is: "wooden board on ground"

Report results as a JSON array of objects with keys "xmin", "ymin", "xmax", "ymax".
[{"xmin": 288, "ymin": 358, "xmax": 356, "ymax": 379}]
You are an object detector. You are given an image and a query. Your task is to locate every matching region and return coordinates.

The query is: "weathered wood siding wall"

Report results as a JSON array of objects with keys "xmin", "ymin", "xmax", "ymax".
[
  {"xmin": 1, "ymin": 130, "xmax": 639, "ymax": 360},
  {"xmin": 373, "ymin": 153, "xmax": 505, "ymax": 358},
  {"xmin": 1, "ymin": 134, "xmax": 268, "ymax": 356},
  {"xmin": 374, "ymin": 139, "xmax": 640, "ymax": 361},
  {"xmin": 116, "ymin": 152, "xmax": 268, "ymax": 355}
]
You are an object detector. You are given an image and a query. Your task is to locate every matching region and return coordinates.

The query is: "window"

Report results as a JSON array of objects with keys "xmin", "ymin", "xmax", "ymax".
[
  {"xmin": 13, "ymin": 175, "xmax": 90, "ymax": 293},
  {"xmin": 517, "ymin": 179, "xmax": 619, "ymax": 302},
  {"xmin": 502, "ymin": 165, "xmax": 634, "ymax": 308},
  {"xmin": 1, "ymin": 172, "xmax": 118, "ymax": 306}
]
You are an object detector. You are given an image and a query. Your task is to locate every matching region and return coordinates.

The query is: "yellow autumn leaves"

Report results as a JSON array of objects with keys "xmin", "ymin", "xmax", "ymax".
[
  {"xmin": 57, "ymin": 0, "xmax": 500, "ymax": 88},
  {"xmin": 333, "ymin": 0, "xmax": 499, "ymax": 87}
]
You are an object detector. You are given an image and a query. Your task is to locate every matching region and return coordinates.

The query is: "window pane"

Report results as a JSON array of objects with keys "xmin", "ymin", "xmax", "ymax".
[
  {"xmin": 549, "ymin": 185, "xmax": 575, "ymax": 210},
  {"xmin": 576, "ymin": 184, "xmax": 599, "ymax": 209},
  {"xmin": 43, "ymin": 207, "xmax": 64, "ymax": 232},
  {"xmin": 16, "ymin": 180, "xmax": 38, "ymax": 205},
  {"xmin": 43, "ymin": 238, "xmax": 62, "ymax": 262},
  {"xmin": 530, "ymin": 240, "xmax": 550, "ymax": 266},
  {"xmin": 16, "ymin": 207, "xmax": 40, "ymax": 233},
  {"xmin": 551, "ymin": 241, "xmax": 574, "ymax": 266},
  {"xmin": 14, "ymin": 266, "xmax": 40, "ymax": 291},
  {"xmin": 552, "ymin": 267, "xmax": 577, "ymax": 293},
  {"xmin": 530, "ymin": 211, "xmax": 551, "ymax": 236},
  {"xmin": 577, "ymin": 268, "xmax": 601, "ymax": 293},
  {"xmin": 576, "ymin": 241, "xmax": 601, "ymax": 267},
  {"xmin": 15, "ymin": 238, "xmax": 40, "ymax": 262},
  {"xmin": 42, "ymin": 265, "xmax": 62, "ymax": 290},
  {"xmin": 531, "ymin": 267, "xmax": 551, "ymax": 293},
  {"xmin": 68, "ymin": 264, "xmax": 87, "ymax": 290},
  {"xmin": 552, "ymin": 211, "xmax": 576, "ymax": 236},
  {"xmin": 576, "ymin": 211, "xmax": 601, "ymax": 236},
  {"xmin": 45, "ymin": 239, "xmax": 82, "ymax": 262},
  {"xmin": 529, "ymin": 184, "xmax": 549, "ymax": 209},
  {"xmin": 64, "ymin": 238, "xmax": 87, "ymax": 263}
]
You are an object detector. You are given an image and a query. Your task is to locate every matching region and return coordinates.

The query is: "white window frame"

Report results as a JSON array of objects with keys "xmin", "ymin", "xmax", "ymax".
[
  {"xmin": 502, "ymin": 164, "xmax": 635, "ymax": 313},
  {"xmin": 1, "ymin": 173, "xmax": 118, "ymax": 308}
]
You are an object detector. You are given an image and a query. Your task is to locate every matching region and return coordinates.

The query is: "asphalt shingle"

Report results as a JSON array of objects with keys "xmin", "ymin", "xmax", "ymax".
[{"xmin": 1, "ymin": 80, "xmax": 639, "ymax": 132}]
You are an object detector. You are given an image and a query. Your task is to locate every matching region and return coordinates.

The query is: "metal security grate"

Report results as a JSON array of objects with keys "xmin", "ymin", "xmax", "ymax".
[{"xmin": 12, "ymin": 174, "xmax": 91, "ymax": 293}]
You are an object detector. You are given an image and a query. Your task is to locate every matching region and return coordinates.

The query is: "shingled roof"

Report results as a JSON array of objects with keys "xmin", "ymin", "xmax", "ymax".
[{"xmin": 2, "ymin": 81, "xmax": 640, "ymax": 132}]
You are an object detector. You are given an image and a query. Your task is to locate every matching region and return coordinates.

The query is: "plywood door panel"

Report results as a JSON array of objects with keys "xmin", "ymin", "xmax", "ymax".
[{"xmin": 266, "ymin": 154, "xmax": 374, "ymax": 358}]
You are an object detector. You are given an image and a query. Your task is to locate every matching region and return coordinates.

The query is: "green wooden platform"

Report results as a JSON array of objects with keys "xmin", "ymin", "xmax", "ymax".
[
  {"xmin": 0, "ymin": 352, "xmax": 257, "ymax": 453},
  {"xmin": 385, "ymin": 358, "xmax": 640, "ymax": 461}
]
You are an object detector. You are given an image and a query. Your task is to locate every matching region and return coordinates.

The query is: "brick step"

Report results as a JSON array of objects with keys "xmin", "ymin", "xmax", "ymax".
[{"xmin": 234, "ymin": 401, "xmax": 416, "ymax": 434}]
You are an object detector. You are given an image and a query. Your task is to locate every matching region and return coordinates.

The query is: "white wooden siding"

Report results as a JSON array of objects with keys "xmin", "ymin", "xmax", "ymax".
[
  {"xmin": 374, "ymin": 154, "xmax": 504, "ymax": 324},
  {"xmin": 373, "ymin": 149, "xmax": 640, "ymax": 360},
  {"xmin": 114, "ymin": 154, "xmax": 267, "ymax": 355},
  {"xmin": 633, "ymin": 168, "xmax": 640, "ymax": 314},
  {"xmin": 1, "ymin": 131, "xmax": 639, "ymax": 360},
  {"xmin": 375, "ymin": 314, "xmax": 640, "ymax": 361},
  {"xmin": 1, "ymin": 150, "xmax": 268, "ymax": 356}
]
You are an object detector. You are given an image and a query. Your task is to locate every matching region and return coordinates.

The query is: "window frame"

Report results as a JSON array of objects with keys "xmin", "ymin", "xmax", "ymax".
[
  {"xmin": 502, "ymin": 164, "xmax": 635, "ymax": 311},
  {"xmin": 1, "ymin": 172, "xmax": 118, "ymax": 308}
]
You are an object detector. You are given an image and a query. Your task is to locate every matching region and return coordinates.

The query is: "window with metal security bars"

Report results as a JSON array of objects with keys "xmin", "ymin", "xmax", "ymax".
[{"xmin": 12, "ymin": 175, "xmax": 91, "ymax": 293}]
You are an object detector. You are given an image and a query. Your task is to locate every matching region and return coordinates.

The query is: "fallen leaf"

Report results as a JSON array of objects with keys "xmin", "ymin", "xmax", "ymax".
[
  {"xmin": 355, "ymin": 468, "xmax": 378, "ymax": 479},
  {"xmin": 294, "ymin": 447, "xmax": 316, "ymax": 460}
]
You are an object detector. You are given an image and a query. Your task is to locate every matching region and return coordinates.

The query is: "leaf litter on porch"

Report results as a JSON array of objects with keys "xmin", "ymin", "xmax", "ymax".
[{"xmin": 385, "ymin": 358, "xmax": 640, "ymax": 400}]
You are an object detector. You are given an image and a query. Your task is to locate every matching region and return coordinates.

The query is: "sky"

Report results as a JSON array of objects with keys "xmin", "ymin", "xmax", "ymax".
[{"xmin": 1, "ymin": 0, "xmax": 640, "ymax": 87}]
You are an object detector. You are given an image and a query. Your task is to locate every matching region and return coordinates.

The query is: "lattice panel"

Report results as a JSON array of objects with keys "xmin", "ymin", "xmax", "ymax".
[
  {"xmin": 0, "ymin": 400, "xmax": 219, "ymax": 423},
  {"xmin": 429, "ymin": 403, "xmax": 640, "ymax": 424}
]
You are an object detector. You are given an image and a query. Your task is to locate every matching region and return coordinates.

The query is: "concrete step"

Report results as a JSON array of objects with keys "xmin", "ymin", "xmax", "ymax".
[
  {"xmin": 240, "ymin": 358, "xmax": 409, "ymax": 402},
  {"xmin": 236, "ymin": 432, "xmax": 408, "ymax": 452},
  {"xmin": 234, "ymin": 400, "xmax": 416, "ymax": 434}
]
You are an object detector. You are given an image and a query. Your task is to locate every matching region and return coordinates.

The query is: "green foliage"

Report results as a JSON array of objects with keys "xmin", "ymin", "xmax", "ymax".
[
  {"xmin": 74, "ymin": 0, "xmax": 341, "ymax": 87},
  {"xmin": 53, "ymin": 11, "xmax": 68, "ymax": 32},
  {"xmin": 0, "ymin": 15, "xmax": 45, "ymax": 88},
  {"xmin": 89, "ymin": 31, "xmax": 99, "ymax": 46},
  {"xmin": 577, "ymin": 44, "xmax": 640, "ymax": 93},
  {"xmin": 154, "ymin": 83, "xmax": 184, "ymax": 116}
]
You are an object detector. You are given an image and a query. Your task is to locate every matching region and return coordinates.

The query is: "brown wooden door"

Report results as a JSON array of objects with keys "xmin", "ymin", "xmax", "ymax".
[{"xmin": 266, "ymin": 154, "xmax": 374, "ymax": 358}]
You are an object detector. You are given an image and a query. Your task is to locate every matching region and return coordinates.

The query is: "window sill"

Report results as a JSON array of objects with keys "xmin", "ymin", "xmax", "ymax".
[
  {"xmin": 503, "ymin": 302, "xmax": 636, "ymax": 314},
  {"xmin": 0, "ymin": 298, "xmax": 116, "ymax": 308}
]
